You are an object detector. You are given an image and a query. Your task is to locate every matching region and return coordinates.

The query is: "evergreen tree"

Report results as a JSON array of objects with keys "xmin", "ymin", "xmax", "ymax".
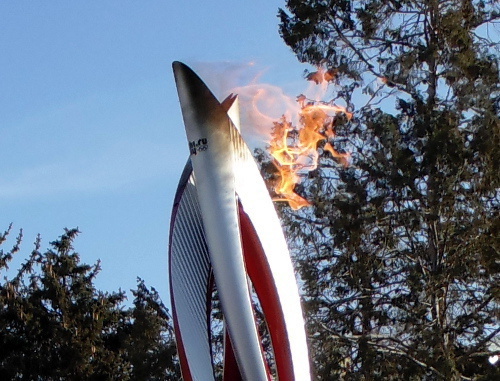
[
  {"xmin": 275, "ymin": 1, "xmax": 499, "ymax": 379},
  {"xmin": 124, "ymin": 278, "xmax": 179, "ymax": 380},
  {"xmin": 0, "ymin": 226, "xmax": 180, "ymax": 380}
]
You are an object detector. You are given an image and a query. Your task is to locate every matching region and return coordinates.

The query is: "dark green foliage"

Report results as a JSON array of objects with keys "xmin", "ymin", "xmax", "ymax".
[
  {"xmin": 277, "ymin": 1, "xmax": 499, "ymax": 379},
  {"xmin": 124, "ymin": 279, "xmax": 180, "ymax": 380},
  {"xmin": 0, "ymin": 227, "xmax": 180, "ymax": 380}
]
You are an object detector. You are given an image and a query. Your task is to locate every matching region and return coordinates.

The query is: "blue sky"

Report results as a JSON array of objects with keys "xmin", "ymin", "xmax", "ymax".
[{"xmin": 0, "ymin": 1, "xmax": 309, "ymax": 303}]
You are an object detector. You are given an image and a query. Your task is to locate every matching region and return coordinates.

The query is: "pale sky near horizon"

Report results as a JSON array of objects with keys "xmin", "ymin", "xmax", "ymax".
[{"xmin": 0, "ymin": 1, "xmax": 312, "ymax": 304}]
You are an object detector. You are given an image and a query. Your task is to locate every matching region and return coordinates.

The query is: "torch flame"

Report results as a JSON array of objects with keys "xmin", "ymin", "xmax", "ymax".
[
  {"xmin": 273, "ymin": 165, "xmax": 311, "ymax": 210},
  {"xmin": 267, "ymin": 75, "xmax": 352, "ymax": 210},
  {"xmin": 230, "ymin": 65, "xmax": 351, "ymax": 210}
]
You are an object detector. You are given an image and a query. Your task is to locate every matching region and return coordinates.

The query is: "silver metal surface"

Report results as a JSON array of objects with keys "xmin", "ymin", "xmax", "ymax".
[{"xmin": 170, "ymin": 168, "xmax": 214, "ymax": 380}]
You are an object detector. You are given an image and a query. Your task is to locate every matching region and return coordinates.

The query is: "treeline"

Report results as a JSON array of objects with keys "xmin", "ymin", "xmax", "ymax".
[{"xmin": 0, "ymin": 226, "xmax": 180, "ymax": 380}]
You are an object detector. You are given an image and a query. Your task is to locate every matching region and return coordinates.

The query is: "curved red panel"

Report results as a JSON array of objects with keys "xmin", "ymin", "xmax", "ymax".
[
  {"xmin": 239, "ymin": 203, "xmax": 295, "ymax": 380},
  {"xmin": 169, "ymin": 171, "xmax": 193, "ymax": 381},
  {"xmin": 223, "ymin": 327, "xmax": 243, "ymax": 381}
]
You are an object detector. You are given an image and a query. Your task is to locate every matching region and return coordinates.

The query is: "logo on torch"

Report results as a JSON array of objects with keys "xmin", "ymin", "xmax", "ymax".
[{"xmin": 189, "ymin": 138, "xmax": 208, "ymax": 155}]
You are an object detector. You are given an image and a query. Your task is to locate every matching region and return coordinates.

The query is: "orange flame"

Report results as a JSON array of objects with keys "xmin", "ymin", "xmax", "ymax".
[
  {"xmin": 273, "ymin": 165, "xmax": 311, "ymax": 210},
  {"xmin": 306, "ymin": 67, "xmax": 338, "ymax": 85},
  {"xmin": 268, "ymin": 78, "xmax": 352, "ymax": 210}
]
